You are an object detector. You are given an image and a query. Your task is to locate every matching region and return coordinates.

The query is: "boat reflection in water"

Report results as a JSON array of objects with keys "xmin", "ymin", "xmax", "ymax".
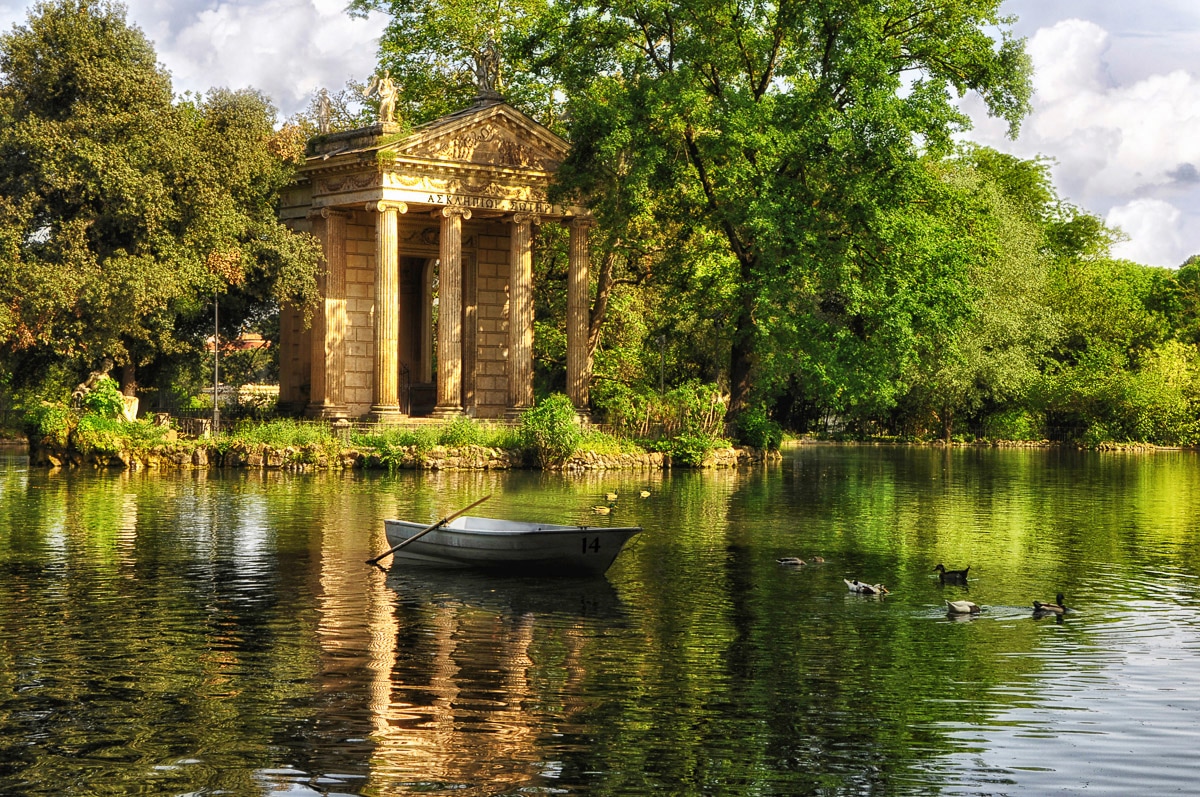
[{"xmin": 363, "ymin": 566, "xmax": 628, "ymax": 792}]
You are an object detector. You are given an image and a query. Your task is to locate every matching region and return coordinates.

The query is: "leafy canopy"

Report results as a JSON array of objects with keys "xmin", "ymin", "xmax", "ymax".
[{"xmin": 0, "ymin": 0, "xmax": 320, "ymax": 398}]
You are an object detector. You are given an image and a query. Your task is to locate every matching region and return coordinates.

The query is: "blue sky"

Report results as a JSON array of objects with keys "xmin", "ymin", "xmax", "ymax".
[{"xmin": 2, "ymin": 1, "xmax": 1198, "ymax": 267}]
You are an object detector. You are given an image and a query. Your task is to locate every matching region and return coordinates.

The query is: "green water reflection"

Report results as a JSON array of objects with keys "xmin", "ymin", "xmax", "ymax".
[{"xmin": 1, "ymin": 444, "xmax": 1199, "ymax": 795}]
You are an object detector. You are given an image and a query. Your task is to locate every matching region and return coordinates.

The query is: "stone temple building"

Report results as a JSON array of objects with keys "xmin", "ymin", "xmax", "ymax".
[{"xmin": 277, "ymin": 96, "xmax": 594, "ymax": 421}]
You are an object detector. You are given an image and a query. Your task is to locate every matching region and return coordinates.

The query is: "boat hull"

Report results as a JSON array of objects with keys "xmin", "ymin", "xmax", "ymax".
[{"xmin": 382, "ymin": 516, "xmax": 641, "ymax": 575}]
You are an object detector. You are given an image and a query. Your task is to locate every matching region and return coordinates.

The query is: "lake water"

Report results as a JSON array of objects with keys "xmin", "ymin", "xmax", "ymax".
[{"xmin": 1, "ymin": 442, "xmax": 1199, "ymax": 795}]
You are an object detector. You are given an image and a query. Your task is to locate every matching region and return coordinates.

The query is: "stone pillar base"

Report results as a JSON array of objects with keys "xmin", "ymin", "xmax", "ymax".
[
  {"xmin": 305, "ymin": 402, "xmax": 350, "ymax": 420},
  {"xmin": 369, "ymin": 405, "xmax": 405, "ymax": 424},
  {"xmin": 431, "ymin": 405, "xmax": 464, "ymax": 419}
]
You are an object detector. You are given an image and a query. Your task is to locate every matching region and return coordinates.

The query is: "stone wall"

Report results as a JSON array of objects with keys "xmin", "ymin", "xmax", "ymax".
[{"xmin": 28, "ymin": 437, "xmax": 779, "ymax": 472}]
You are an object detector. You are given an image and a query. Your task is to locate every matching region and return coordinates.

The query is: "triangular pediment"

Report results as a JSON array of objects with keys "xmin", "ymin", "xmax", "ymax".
[{"xmin": 390, "ymin": 102, "xmax": 568, "ymax": 172}]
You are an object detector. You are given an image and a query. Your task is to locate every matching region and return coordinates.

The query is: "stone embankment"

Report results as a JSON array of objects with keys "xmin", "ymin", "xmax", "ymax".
[{"xmin": 28, "ymin": 439, "xmax": 781, "ymax": 471}]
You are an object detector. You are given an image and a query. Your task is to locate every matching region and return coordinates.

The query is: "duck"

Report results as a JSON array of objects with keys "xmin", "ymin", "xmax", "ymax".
[
  {"xmin": 810, "ymin": 556, "xmax": 825, "ymax": 564},
  {"xmin": 933, "ymin": 563, "xmax": 970, "ymax": 583},
  {"xmin": 1033, "ymin": 593, "xmax": 1067, "ymax": 615},
  {"xmin": 844, "ymin": 578, "xmax": 889, "ymax": 595},
  {"xmin": 640, "ymin": 490, "xmax": 651, "ymax": 498},
  {"xmin": 777, "ymin": 557, "xmax": 806, "ymax": 566},
  {"xmin": 946, "ymin": 600, "xmax": 980, "ymax": 615},
  {"xmin": 605, "ymin": 492, "xmax": 618, "ymax": 502},
  {"xmin": 591, "ymin": 505, "xmax": 612, "ymax": 515}
]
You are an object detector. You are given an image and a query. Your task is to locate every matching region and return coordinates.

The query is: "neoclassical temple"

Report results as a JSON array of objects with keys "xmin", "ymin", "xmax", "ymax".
[{"xmin": 277, "ymin": 97, "xmax": 593, "ymax": 421}]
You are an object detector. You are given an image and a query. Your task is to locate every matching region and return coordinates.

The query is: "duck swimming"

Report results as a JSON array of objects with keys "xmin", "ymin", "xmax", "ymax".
[
  {"xmin": 1033, "ymin": 593, "xmax": 1067, "ymax": 615},
  {"xmin": 777, "ymin": 557, "xmax": 806, "ymax": 566},
  {"xmin": 845, "ymin": 579, "xmax": 889, "ymax": 595},
  {"xmin": 934, "ymin": 563, "xmax": 970, "ymax": 583},
  {"xmin": 946, "ymin": 600, "xmax": 980, "ymax": 615}
]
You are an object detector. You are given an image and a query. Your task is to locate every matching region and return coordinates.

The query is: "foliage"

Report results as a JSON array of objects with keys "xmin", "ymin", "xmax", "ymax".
[
  {"xmin": 520, "ymin": 393, "xmax": 582, "ymax": 466},
  {"xmin": 347, "ymin": 0, "xmax": 560, "ymax": 128},
  {"xmin": 24, "ymin": 402, "xmax": 71, "ymax": 446},
  {"xmin": 735, "ymin": 406, "xmax": 783, "ymax": 451},
  {"xmin": 592, "ymin": 380, "xmax": 727, "ymax": 440},
  {"xmin": 981, "ymin": 409, "xmax": 1043, "ymax": 442},
  {"xmin": 225, "ymin": 419, "xmax": 337, "ymax": 449},
  {"xmin": 537, "ymin": 0, "xmax": 1031, "ymax": 425},
  {"xmin": 648, "ymin": 432, "xmax": 733, "ymax": 467},
  {"xmin": 80, "ymin": 376, "xmax": 125, "ymax": 419},
  {"xmin": 0, "ymin": 1, "xmax": 320, "ymax": 401}
]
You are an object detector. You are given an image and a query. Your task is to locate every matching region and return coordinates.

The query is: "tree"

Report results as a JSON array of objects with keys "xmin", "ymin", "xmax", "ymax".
[
  {"xmin": 895, "ymin": 149, "xmax": 1062, "ymax": 440},
  {"xmin": 348, "ymin": 0, "xmax": 559, "ymax": 126},
  {"xmin": 540, "ymin": 0, "xmax": 1032, "ymax": 424},
  {"xmin": 0, "ymin": 0, "xmax": 320, "ymax": 402}
]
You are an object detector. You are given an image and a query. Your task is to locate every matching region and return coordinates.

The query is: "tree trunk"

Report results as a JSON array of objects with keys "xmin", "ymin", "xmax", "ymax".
[
  {"xmin": 726, "ymin": 256, "xmax": 758, "ymax": 425},
  {"xmin": 120, "ymin": 362, "xmax": 137, "ymax": 397}
]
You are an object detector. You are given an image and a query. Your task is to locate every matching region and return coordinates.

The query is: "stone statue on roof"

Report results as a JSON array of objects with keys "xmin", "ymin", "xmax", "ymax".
[
  {"xmin": 473, "ymin": 41, "xmax": 502, "ymax": 100},
  {"xmin": 315, "ymin": 88, "xmax": 332, "ymax": 134},
  {"xmin": 363, "ymin": 71, "xmax": 399, "ymax": 124}
]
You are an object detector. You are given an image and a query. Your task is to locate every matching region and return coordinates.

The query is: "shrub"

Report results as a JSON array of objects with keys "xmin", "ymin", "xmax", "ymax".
[
  {"xmin": 658, "ymin": 432, "xmax": 727, "ymax": 466},
  {"xmin": 81, "ymin": 377, "xmax": 125, "ymax": 419},
  {"xmin": 73, "ymin": 413, "xmax": 126, "ymax": 456},
  {"xmin": 521, "ymin": 394, "xmax": 582, "ymax": 467},
  {"xmin": 736, "ymin": 406, "xmax": 783, "ymax": 450},
  {"xmin": 229, "ymin": 418, "xmax": 336, "ymax": 448},
  {"xmin": 439, "ymin": 417, "xmax": 484, "ymax": 447},
  {"xmin": 25, "ymin": 402, "xmax": 73, "ymax": 446}
]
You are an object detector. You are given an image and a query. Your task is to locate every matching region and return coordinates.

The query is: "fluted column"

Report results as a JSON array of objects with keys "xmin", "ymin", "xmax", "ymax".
[
  {"xmin": 507, "ymin": 213, "xmax": 536, "ymax": 417},
  {"xmin": 368, "ymin": 200, "xmax": 407, "ymax": 422},
  {"xmin": 566, "ymin": 216, "xmax": 594, "ymax": 415},
  {"xmin": 307, "ymin": 208, "xmax": 349, "ymax": 418},
  {"xmin": 433, "ymin": 206, "xmax": 471, "ymax": 417}
]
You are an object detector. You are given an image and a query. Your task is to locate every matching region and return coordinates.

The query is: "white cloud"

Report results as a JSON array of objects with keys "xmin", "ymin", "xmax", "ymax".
[
  {"xmin": 1, "ymin": 1, "xmax": 386, "ymax": 118},
  {"xmin": 132, "ymin": 0, "xmax": 387, "ymax": 117},
  {"xmin": 964, "ymin": 17, "xmax": 1200, "ymax": 267},
  {"xmin": 1107, "ymin": 199, "xmax": 1184, "ymax": 266}
]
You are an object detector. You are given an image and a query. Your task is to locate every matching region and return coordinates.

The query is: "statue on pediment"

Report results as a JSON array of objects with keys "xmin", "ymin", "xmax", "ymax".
[
  {"xmin": 473, "ymin": 41, "xmax": 502, "ymax": 100},
  {"xmin": 364, "ymin": 71, "xmax": 399, "ymax": 124}
]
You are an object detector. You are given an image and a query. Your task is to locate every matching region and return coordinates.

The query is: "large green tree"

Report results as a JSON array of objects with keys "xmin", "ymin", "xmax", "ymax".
[
  {"xmin": 540, "ymin": 0, "xmax": 1032, "ymax": 423},
  {"xmin": 0, "ymin": 0, "xmax": 320, "ymax": 400},
  {"xmin": 348, "ymin": 0, "xmax": 559, "ymax": 126}
]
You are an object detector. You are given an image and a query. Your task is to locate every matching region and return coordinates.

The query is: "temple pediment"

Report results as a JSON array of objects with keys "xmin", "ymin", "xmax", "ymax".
[{"xmin": 388, "ymin": 102, "xmax": 567, "ymax": 173}]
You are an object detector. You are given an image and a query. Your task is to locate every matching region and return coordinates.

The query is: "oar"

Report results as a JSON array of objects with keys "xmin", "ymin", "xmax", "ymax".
[{"xmin": 366, "ymin": 494, "xmax": 491, "ymax": 566}]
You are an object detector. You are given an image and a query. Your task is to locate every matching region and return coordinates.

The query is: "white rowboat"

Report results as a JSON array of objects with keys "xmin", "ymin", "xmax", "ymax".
[{"xmin": 382, "ymin": 516, "xmax": 641, "ymax": 575}]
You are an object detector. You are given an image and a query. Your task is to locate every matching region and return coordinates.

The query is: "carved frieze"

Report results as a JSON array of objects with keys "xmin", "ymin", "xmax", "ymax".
[
  {"xmin": 406, "ymin": 122, "xmax": 561, "ymax": 171},
  {"xmin": 317, "ymin": 172, "xmax": 380, "ymax": 194}
]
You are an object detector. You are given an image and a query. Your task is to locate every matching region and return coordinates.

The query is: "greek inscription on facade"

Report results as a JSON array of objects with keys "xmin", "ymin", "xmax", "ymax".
[{"xmin": 425, "ymin": 193, "xmax": 552, "ymax": 214}]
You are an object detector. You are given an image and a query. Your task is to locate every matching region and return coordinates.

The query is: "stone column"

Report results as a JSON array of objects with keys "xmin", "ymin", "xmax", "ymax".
[
  {"xmin": 306, "ymin": 208, "xmax": 349, "ymax": 418},
  {"xmin": 506, "ymin": 213, "xmax": 536, "ymax": 417},
  {"xmin": 566, "ymin": 216, "xmax": 594, "ymax": 414},
  {"xmin": 368, "ymin": 200, "xmax": 407, "ymax": 422},
  {"xmin": 433, "ymin": 206, "xmax": 471, "ymax": 417}
]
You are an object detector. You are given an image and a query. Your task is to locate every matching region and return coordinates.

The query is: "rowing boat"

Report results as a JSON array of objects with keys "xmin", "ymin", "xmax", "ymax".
[{"xmin": 382, "ymin": 515, "xmax": 641, "ymax": 575}]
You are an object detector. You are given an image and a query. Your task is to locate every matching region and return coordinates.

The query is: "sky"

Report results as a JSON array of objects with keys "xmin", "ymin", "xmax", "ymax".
[{"xmin": 1, "ymin": 1, "xmax": 1199, "ymax": 268}]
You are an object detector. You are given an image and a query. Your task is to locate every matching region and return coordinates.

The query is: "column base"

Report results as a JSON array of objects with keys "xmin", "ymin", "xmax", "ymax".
[
  {"xmin": 305, "ymin": 402, "xmax": 350, "ymax": 420},
  {"xmin": 368, "ymin": 405, "xmax": 405, "ymax": 424},
  {"xmin": 431, "ymin": 404, "xmax": 464, "ymax": 419}
]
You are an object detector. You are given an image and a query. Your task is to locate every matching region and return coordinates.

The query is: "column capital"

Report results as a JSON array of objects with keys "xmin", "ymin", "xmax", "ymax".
[
  {"xmin": 511, "ymin": 212, "xmax": 540, "ymax": 226},
  {"xmin": 366, "ymin": 200, "xmax": 408, "ymax": 214},
  {"xmin": 564, "ymin": 215, "xmax": 596, "ymax": 231},
  {"xmin": 433, "ymin": 206, "xmax": 472, "ymax": 221},
  {"xmin": 319, "ymin": 207, "xmax": 350, "ymax": 220}
]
